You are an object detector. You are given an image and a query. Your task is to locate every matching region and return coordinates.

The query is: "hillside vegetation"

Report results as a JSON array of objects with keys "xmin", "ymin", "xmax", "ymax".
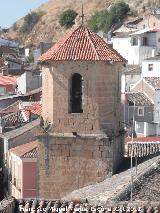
[{"xmin": 5, "ymin": 0, "xmax": 160, "ymax": 46}]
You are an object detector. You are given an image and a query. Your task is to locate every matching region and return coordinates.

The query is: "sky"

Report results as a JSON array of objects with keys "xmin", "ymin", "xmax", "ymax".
[{"xmin": 0, "ymin": 0, "xmax": 48, "ymax": 28}]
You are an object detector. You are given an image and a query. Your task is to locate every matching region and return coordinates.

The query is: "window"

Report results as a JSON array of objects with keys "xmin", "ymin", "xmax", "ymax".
[
  {"xmin": 158, "ymin": 38, "xmax": 160, "ymax": 42},
  {"xmin": 138, "ymin": 107, "xmax": 144, "ymax": 116},
  {"xmin": 148, "ymin": 64, "xmax": 153, "ymax": 71},
  {"xmin": 70, "ymin": 73, "xmax": 83, "ymax": 113},
  {"xmin": 142, "ymin": 37, "xmax": 148, "ymax": 46},
  {"xmin": 131, "ymin": 37, "xmax": 138, "ymax": 46},
  {"xmin": 129, "ymin": 84, "xmax": 135, "ymax": 91}
]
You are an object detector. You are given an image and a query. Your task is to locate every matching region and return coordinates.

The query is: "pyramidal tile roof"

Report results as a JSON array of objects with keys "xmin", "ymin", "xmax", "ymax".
[{"xmin": 40, "ymin": 25, "xmax": 125, "ymax": 62}]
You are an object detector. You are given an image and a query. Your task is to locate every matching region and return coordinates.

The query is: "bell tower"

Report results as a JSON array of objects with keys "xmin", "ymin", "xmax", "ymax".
[{"xmin": 38, "ymin": 25, "xmax": 125, "ymax": 199}]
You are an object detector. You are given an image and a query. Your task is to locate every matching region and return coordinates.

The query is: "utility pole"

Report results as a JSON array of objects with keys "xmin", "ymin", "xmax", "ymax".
[{"xmin": 131, "ymin": 100, "xmax": 135, "ymax": 202}]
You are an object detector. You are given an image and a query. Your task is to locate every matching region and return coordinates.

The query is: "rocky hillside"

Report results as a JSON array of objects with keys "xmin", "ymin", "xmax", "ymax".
[{"xmin": 5, "ymin": 0, "xmax": 160, "ymax": 46}]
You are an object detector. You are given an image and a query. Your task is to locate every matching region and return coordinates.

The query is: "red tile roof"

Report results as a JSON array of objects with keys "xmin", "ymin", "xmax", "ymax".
[
  {"xmin": 23, "ymin": 102, "xmax": 42, "ymax": 120},
  {"xmin": 9, "ymin": 141, "xmax": 37, "ymax": 158},
  {"xmin": 40, "ymin": 25, "xmax": 125, "ymax": 62},
  {"xmin": 0, "ymin": 74, "xmax": 17, "ymax": 86},
  {"xmin": 125, "ymin": 136, "xmax": 160, "ymax": 143}
]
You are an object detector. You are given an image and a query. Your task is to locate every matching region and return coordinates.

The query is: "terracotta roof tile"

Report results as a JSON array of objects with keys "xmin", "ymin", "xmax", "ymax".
[
  {"xmin": 40, "ymin": 25, "xmax": 125, "ymax": 62},
  {"xmin": 125, "ymin": 136, "xmax": 160, "ymax": 143},
  {"xmin": 23, "ymin": 102, "xmax": 42, "ymax": 120},
  {"xmin": 9, "ymin": 141, "xmax": 37, "ymax": 158},
  {"xmin": 144, "ymin": 77, "xmax": 160, "ymax": 90},
  {"xmin": 0, "ymin": 74, "xmax": 17, "ymax": 86},
  {"xmin": 126, "ymin": 92, "xmax": 154, "ymax": 106}
]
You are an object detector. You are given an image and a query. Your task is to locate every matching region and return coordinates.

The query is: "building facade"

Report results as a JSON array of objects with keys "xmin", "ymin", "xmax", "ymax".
[
  {"xmin": 17, "ymin": 70, "xmax": 42, "ymax": 95},
  {"xmin": 122, "ymin": 92, "xmax": 155, "ymax": 137},
  {"xmin": 7, "ymin": 141, "xmax": 37, "ymax": 199},
  {"xmin": 142, "ymin": 56, "xmax": 160, "ymax": 77},
  {"xmin": 132, "ymin": 77, "xmax": 160, "ymax": 135},
  {"xmin": 112, "ymin": 28, "xmax": 160, "ymax": 65},
  {"xmin": 37, "ymin": 25, "xmax": 125, "ymax": 198}
]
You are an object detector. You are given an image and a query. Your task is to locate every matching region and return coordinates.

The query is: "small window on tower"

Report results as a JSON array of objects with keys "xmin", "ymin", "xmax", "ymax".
[{"xmin": 70, "ymin": 73, "xmax": 83, "ymax": 113}]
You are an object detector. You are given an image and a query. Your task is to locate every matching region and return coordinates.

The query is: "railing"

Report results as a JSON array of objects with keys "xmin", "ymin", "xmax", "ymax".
[{"xmin": 127, "ymin": 141, "xmax": 160, "ymax": 157}]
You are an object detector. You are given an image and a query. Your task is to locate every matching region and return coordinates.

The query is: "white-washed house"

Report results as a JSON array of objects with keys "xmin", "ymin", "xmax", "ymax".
[
  {"xmin": 17, "ymin": 70, "xmax": 42, "ymax": 95},
  {"xmin": 122, "ymin": 92, "xmax": 155, "ymax": 137},
  {"xmin": 112, "ymin": 28, "xmax": 160, "ymax": 65},
  {"xmin": 142, "ymin": 55, "xmax": 160, "ymax": 77},
  {"xmin": 131, "ymin": 77, "xmax": 160, "ymax": 135},
  {"xmin": 121, "ymin": 65, "xmax": 142, "ymax": 92}
]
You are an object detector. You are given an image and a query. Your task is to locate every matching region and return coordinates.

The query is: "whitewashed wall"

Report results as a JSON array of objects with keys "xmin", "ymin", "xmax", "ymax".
[
  {"xmin": 112, "ymin": 31, "xmax": 160, "ymax": 65},
  {"xmin": 142, "ymin": 60, "xmax": 160, "ymax": 77}
]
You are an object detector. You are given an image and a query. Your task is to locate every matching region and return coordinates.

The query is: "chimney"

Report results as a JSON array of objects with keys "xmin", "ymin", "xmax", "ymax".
[
  {"xmin": 152, "ymin": 48, "xmax": 156, "ymax": 57},
  {"xmin": 0, "ymin": 117, "xmax": 4, "ymax": 134}
]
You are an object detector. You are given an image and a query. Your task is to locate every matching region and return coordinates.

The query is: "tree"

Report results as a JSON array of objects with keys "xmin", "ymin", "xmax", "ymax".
[
  {"xmin": 27, "ymin": 51, "xmax": 34, "ymax": 63},
  {"xmin": 59, "ymin": 9, "xmax": 78, "ymax": 28},
  {"xmin": 88, "ymin": 9, "xmax": 113, "ymax": 33},
  {"xmin": 87, "ymin": 2, "xmax": 130, "ymax": 33},
  {"xmin": 110, "ymin": 2, "xmax": 130, "ymax": 24},
  {"xmin": 19, "ymin": 11, "xmax": 44, "ymax": 34}
]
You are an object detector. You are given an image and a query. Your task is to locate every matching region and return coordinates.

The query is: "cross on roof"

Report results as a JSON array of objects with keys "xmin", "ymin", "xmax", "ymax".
[{"xmin": 80, "ymin": 2, "xmax": 85, "ymax": 25}]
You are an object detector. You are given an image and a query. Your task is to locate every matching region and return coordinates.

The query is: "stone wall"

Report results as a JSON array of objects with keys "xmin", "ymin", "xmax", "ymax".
[
  {"xmin": 37, "ymin": 133, "xmax": 119, "ymax": 199},
  {"xmin": 42, "ymin": 61, "xmax": 122, "ymax": 136},
  {"xmin": 38, "ymin": 60, "xmax": 124, "ymax": 199}
]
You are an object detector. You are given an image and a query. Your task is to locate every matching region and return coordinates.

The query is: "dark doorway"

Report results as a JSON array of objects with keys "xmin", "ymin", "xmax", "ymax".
[{"xmin": 70, "ymin": 73, "xmax": 83, "ymax": 113}]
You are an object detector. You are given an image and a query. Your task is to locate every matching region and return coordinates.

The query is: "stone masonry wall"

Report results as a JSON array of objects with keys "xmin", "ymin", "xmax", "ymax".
[
  {"xmin": 37, "ymin": 133, "xmax": 113, "ymax": 199},
  {"xmin": 42, "ymin": 61, "xmax": 122, "ymax": 135},
  {"xmin": 39, "ymin": 60, "xmax": 124, "ymax": 199}
]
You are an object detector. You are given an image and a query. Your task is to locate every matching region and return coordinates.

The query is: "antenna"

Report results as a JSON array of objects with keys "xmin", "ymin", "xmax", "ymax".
[{"xmin": 80, "ymin": 1, "xmax": 85, "ymax": 25}]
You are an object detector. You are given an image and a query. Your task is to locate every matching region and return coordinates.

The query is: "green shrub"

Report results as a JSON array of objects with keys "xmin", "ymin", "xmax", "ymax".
[
  {"xmin": 27, "ymin": 51, "xmax": 34, "ymax": 63},
  {"xmin": 88, "ymin": 2, "xmax": 130, "ymax": 33},
  {"xmin": 110, "ymin": 2, "xmax": 130, "ymax": 24},
  {"xmin": 59, "ymin": 9, "xmax": 78, "ymax": 28},
  {"xmin": 19, "ymin": 11, "xmax": 44, "ymax": 34},
  {"xmin": 88, "ymin": 10, "xmax": 113, "ymax": 33}
]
